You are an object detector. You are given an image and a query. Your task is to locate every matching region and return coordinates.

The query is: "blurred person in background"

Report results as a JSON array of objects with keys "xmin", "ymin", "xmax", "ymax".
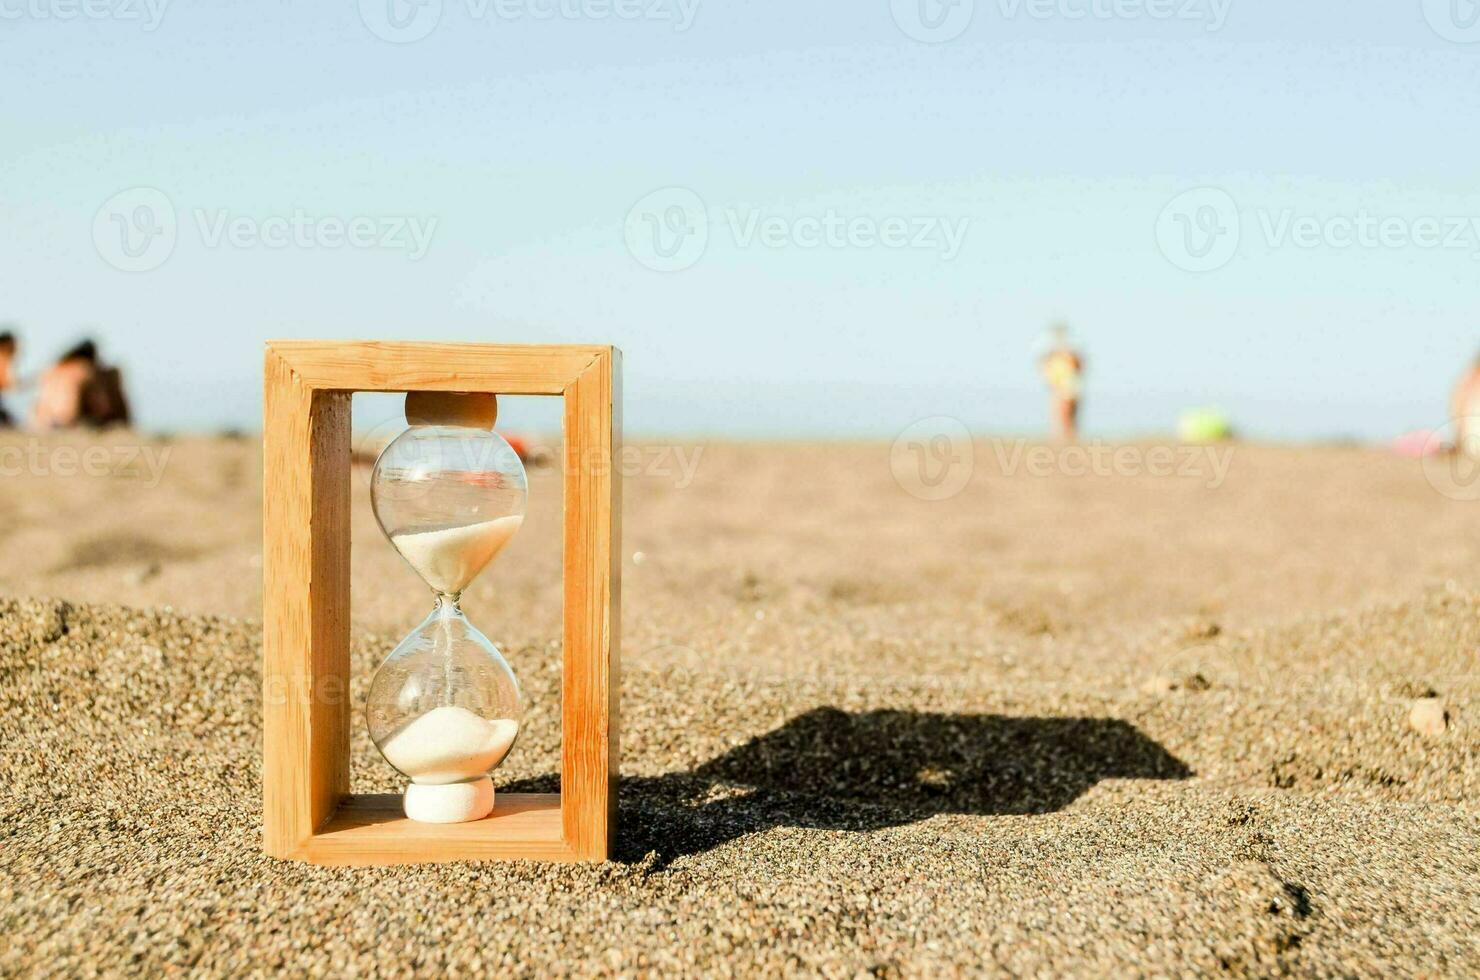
[
  {"xmin": 0, "ymin": 331, "xmax": 17, "ymax": 427},
  {"xmin": 1039, "ymin": 322, "xmax": 1084, "ymax": 441},
  {"xmin": 1452, "ymin": 349, "xmax": 1480, "ymax": 457},
  {"xmin": 32, "ymin": 339, "xmax": 131, "ymax": 429}
]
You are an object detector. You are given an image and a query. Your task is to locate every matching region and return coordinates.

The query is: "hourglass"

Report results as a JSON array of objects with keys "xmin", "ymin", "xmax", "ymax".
[
  {"xmin": 367, "ymin": 391, "xmax": 526, "ymax": 823},
  {"xmin": 263, "ymin": 341, "xmax": 619, "ymax": 865}
]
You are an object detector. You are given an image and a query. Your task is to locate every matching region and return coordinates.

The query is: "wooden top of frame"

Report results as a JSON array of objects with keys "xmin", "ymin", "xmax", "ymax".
[{"xmin": 265, "ymin": 340, "xmax": 615, "ymax": 395}]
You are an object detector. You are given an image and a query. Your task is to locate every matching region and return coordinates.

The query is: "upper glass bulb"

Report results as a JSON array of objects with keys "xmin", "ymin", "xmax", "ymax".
[{"xmin": 370, "ymin": 422, "xmax": 528, "ymax": 596}]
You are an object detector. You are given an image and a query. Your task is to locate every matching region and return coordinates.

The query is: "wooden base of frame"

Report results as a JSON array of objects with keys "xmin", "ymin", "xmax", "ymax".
[
  {"xmin": 297, "ymin": 794, "xmax": 571, "ymax": 865},
  {"xmin": 262, "ymin": 342, "xmax": 620, "ymax": 865}
]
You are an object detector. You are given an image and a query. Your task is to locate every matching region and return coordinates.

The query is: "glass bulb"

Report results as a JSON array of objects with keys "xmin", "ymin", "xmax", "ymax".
[
  {"xmin": 365, "ymin": 413, "xmax": 528, "ymax": 823},
  {"xmin": 366, "ymin": 597, "xmax": 523, "ymax": 782}
]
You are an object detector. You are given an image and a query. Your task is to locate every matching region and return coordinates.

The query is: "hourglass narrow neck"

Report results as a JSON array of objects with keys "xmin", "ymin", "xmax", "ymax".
[{"xmin": 432, "ymin": 592, "xmax": 463, "ymax": 615}]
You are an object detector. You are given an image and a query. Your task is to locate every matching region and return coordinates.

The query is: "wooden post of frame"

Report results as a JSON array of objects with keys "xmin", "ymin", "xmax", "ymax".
[{"xmin": 262, "ymin": 341, "xmax": 620, "ymax": 865}]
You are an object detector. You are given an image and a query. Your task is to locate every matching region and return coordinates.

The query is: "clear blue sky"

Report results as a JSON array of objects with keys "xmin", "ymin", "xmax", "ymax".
[{"xmin": 2, "ymin": 0, "xmax": 1477, "ymax": 438}]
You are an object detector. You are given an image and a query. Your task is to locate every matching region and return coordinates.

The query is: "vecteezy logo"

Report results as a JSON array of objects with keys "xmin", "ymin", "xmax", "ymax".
[
  {"xmin": 891, "ymin": 0, "xmax": 974, "ymax": 42},
  {"xmin": 1422, "ymin": 419, "xmax": 1480, "ymax": 501},
  {"xmin": 890, "ymin": 416, "xmax": 974, "ymax": 501},
  {"xmin": 92, "ymin": 187, "xmax": 177, "ymax": 273},
  {"xmin": 890, "ymin": 0, "xmax": 973, "ymax": 42},
  {"xmin": 1424, "ymin": 0, "xmax": 1480, "ymax": 43},
  {"xmin": 1155, "ymin": 187, "xmax": 1240, "ymax": 273},
  {"xmin": 624, "ymin": 187, "xmax": 708, "ymax": 272},
  {"xmin": 358, "ymin": 419, "xmax": 456, "ymax": 503},
  {"xmin": 359, "ymin": 0, "xmax": 443, "ymax": 43}
]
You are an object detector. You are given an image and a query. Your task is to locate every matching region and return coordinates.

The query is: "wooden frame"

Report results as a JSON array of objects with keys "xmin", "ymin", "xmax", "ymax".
[{"xmin": 262, "ymin": 341, "xmax": 621, "ymax": 865}]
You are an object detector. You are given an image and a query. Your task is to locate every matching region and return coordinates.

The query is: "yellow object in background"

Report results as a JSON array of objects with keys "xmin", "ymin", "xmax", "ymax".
[
  {"xmin": 1178, "ymin": 407, "xmax": 1232, "ymax": 443},
  {"xmin": 1042, "ymin": 350, "xmax": 1082, "ymax": 398}
]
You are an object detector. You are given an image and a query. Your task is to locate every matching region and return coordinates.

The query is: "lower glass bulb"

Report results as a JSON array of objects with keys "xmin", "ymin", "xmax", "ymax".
[{"xmin": 366, "ymin": 598, "xmax": 523, "ymax": 822}]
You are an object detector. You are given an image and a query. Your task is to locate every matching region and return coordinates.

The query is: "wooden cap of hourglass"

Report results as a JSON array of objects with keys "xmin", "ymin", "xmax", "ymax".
[{"xmin": 405, "ymin": 391, "xmax": 498, "ymax": 429}]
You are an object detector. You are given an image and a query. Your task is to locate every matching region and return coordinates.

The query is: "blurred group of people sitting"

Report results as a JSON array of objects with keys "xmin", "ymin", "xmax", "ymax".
[{"xmin": 0, "ymin": 332, "xmax": 130, "ymax": 429}]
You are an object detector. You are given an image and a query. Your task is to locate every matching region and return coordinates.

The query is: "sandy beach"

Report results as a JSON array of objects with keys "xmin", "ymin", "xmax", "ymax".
[{"xmin": 2, "ymin": 431, "xmax": 1477, "ymax": 975}]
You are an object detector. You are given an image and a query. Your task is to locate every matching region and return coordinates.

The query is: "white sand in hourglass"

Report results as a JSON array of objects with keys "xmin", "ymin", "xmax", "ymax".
[
  {"xmin": 380, "ymin": 705, "xmax": 520, "ymax": 785},
  {"xmin": 391, "ymin": 515, "xmax": 524, "ymax": 596}
]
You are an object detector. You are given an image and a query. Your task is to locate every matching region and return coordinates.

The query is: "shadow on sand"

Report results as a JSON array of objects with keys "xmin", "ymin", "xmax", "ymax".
[{"xmin": 508, "ymin": 706, "xmax": 1192, "ymax": 866}]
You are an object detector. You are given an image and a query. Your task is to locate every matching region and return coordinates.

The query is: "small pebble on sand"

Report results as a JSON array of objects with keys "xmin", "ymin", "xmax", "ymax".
[
  {"xmin": 1142, "ymin": 675, "xmax": 1175, "ymax": 696},
  {"xmin": 1408, "ymin": 698, "xmax": 1448, "ymax": 737},
  {"xmin": 125, "ymin": 563, "xmax": 161, "ymax": 586}
]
